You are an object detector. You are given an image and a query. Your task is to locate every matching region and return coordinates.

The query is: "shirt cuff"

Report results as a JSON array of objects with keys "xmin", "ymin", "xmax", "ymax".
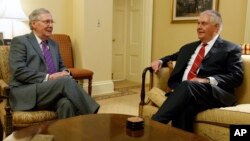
[
  {"xmin": 159, "ymin": 60, "xmax": 163, "ymax": 64},
  {"xmin": 44, "ymin": 74, "xmax": 49, "ymax": 81},
  {"xmin": 208, "ymin": 77, "xmax": 218, "ymax": 85},
  {"xmin": 63, "ymin": 69, "xmax": 71, "ymax": 75}
]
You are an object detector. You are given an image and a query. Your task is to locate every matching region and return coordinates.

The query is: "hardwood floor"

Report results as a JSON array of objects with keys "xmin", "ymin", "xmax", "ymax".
[{"xmin": 96, "ymin": 80, "xmax": 141, "ymax": 116}]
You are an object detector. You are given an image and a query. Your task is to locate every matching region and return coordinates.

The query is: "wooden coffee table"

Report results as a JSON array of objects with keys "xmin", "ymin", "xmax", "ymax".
[{"xmin": 5, "ymin": 114, "xmax": 212, "ymax": 141}]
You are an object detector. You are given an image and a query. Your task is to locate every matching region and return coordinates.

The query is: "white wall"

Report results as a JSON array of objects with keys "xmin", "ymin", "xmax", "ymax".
[
  {"xmin": 1, "ymin": 0, "xmax": 114, "ymax": 95},
  {"xmin": 73, "ymin": 0, "xmax": 114, "ymax": 95}
]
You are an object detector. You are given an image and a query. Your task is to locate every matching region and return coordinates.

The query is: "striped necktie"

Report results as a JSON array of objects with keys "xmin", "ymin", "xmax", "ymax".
[
  {"xmin": 41, "ymin": 41, "xmax": 56, "ymax": 74},
  {"xmin": 187, "ymin": 43, "xmax": 207, "ymax": 80}
]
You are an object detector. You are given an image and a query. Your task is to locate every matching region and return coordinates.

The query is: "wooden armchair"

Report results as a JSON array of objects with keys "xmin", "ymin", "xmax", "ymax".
[
  {"xmin": 50, "ymin": 34, "xmax": 94, "ymax": 95},
  {"xmin": 0, "ymin": 46, "xmax": 57, "ymax": 139}
]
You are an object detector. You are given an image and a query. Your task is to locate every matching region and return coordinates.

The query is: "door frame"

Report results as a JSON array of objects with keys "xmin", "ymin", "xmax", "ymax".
[{"xmin": 141, "ymin": 0, "xmax": 153, "ymax": 72}]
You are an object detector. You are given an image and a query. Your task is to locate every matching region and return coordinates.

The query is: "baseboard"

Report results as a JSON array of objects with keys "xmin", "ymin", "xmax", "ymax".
[{"xmin": 83, "ymin": 80, "xmax": 114, "ymax": 96}]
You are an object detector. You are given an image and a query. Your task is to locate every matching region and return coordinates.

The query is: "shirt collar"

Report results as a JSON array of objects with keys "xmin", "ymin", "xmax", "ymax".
[
  {"xmin": 206, "ymin": 34, "xmax": 219, "ymax": 46},
  {"xmin": 33, "ymin": 33, "xmax": 48, "ymax": 45}
]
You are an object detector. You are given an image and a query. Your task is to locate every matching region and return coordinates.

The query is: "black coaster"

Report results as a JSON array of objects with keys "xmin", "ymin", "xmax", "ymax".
[{"xmin": 126, "ymin": 116, "xmax": 144, "ymax": 130}]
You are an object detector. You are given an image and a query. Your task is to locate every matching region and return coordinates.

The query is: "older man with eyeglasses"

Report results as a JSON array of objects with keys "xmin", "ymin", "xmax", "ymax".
[{"xmin": 9, "ymin": 8, "xmax": 100, "ymax": 119}]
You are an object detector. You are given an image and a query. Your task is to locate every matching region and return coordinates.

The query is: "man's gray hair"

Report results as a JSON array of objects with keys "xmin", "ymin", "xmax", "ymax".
[
  {"xmin": 200, "ymin": 10, "xmax": 223, "ymax": 33},
  {"xmin": 28, "ymin": 8, "xmax": 51, "ymax": 30}
]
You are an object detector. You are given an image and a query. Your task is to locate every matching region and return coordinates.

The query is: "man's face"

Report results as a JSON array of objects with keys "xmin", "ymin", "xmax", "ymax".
[
  {"xmin": 31, "ymin": 13, "xmax": 54, "ymax": 40},
  {"xmin": 197, "ymin": 14, "xmax": 219, "ymax": 43}
]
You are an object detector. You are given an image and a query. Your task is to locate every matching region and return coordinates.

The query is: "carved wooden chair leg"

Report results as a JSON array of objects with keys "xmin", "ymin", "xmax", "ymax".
[
  {"xmin": 4, "ymin": 89, "xmax": 13, "ymax": 137},
  {"xmin": 88, "ymin": 78, "xmax": 92, "ymax": 96}
]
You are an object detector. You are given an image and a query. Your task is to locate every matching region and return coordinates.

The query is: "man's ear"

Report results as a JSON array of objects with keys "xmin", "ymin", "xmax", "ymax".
[{"xmin": 214, "ymin": 23, "xmax": 220, "ymax": 33}]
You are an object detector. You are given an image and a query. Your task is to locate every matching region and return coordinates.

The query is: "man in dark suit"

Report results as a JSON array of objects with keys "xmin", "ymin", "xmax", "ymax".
[
  {"xmin": 150, "ymin": 10, "xmax": 244, "ymax": 132},
  {"xmin": 9, "ymin": 8, "xmax": 100, "ymax": 119}
]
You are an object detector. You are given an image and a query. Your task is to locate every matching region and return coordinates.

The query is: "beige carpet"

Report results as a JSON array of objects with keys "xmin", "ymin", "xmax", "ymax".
[{"xmin": 95, "ymin": 82, "xmax": 142, "ymax": 116}]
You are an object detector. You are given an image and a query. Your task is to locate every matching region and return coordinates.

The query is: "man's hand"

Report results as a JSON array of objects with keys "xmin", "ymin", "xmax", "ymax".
[
  {"xmin": 151, "ymin": 60, "xmax": 162, "ymax": 72},
  {"xmin": 190, "ymin": 77, "xmax": 210, "ymax": 83},
  {"xmin": 48, "ymin": 71, "xmax": 70, "ymax": 80}
]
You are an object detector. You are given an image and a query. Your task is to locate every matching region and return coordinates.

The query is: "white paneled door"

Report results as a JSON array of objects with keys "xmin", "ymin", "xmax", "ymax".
[
  {"xmin": 126, "ymin": 0, "xmax": 143, "ymax": 82},
  {"xmin": 112, "ymin": 0, "xmax": 152, "ymax": 82},
  {"xmin": 112, "ymin": 0, "xmax": 127, "ymax": 81}
]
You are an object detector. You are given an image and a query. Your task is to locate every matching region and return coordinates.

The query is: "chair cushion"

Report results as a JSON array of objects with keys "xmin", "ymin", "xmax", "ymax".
[
  {"xmin": 195, "ymin": 104, "xmax": 250, "ymax": 126},
  {"xmin": 193, "ymin": 122, "xmax": 229, "ymax": 141},
  {"xmin": 69, "ymin": 68, "xmax": 93, "ymax": 79},
  {"xmin": 146, "ymin": 87, "xmax": 167, "ymax": 107},
  {"xmin": 141, "ymin": 105, "xmax": 158, "ymax": 118},
  {"xmin": 219, "ymin": 104, "xmax": 250, "ymax": 113},
  {"xmin": 13, "ymin": 111, "xmax": 57, "ymax": 127}
]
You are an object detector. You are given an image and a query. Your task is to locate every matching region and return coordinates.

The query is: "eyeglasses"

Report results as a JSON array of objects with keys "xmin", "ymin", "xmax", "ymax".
[{"xmin": 37, "ymin": 20, "xmax": 55, "ymax": 25}]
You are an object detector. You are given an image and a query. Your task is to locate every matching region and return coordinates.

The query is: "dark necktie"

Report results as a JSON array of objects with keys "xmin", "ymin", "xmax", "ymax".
[
  {"xmin": 41, "ymin": 41, "xmax": 56, "ymax": 74},
  {"xmin": 187, "ymin": 43, "xmax": 207, "ymax": 80}
]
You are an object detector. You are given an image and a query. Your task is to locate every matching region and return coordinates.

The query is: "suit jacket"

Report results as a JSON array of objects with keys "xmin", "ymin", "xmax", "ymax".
[
  {"xmin": 9, "ymin": 33, "xmax": 67, "ymax": 110},
  {"xmin": 160, "ymin": 37, "xmax": 244, "ymax": 106}
]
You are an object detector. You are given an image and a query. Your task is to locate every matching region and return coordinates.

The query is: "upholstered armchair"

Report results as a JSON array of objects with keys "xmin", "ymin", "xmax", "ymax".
[
  {"xmin": 0, "ymin": 46, "xmax": 57, "ymax": 139},
  {"xmin": 50, "ymin": 34, "xmax": 94, "ymax": 95},
  {"xmin": 139, "ymin": 50, "xmax": 250, "ymax": 141}
]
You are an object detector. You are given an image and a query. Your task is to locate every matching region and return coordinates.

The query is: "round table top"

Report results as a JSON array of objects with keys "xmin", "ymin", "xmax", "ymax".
[{"xmin": 7, "ymin": 113, "xmax": 211, "ymax": 141}]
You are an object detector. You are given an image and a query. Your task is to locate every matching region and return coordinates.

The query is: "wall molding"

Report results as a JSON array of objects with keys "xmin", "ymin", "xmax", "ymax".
[{"xmin": 83, "ymin": 80, "xmax": 114, "ymax": 96}]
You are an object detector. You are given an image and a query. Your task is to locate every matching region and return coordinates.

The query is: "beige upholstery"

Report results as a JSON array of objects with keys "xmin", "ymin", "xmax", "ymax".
[
  {"xmin": 0, "ymin": 46, "xmax": 57, "ymax": 139},
  {"xmin": 139, "ymin": 54, "xmax": 250, "ymax": 141}
]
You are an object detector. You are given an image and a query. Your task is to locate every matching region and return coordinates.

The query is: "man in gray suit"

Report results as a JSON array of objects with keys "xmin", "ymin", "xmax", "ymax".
[
  {"xmin": 9, "ymin": 8, "xmax": 100, "ymax": 119},
  {"xmin": 150, "ymin": 10, "xmax": 244, "ymax": 132}
]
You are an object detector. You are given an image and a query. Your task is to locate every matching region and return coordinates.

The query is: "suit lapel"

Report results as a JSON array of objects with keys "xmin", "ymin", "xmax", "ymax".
[
  {"xmin": 27, "ymin": 33, "xmax": 58, "ymax": 70},
  {"xmin": 175, "ymin": 42, "xmax": 200, "ymax": 71},
  {"xmin": 203, "ymin": 37, "xmax": 223, "ymax": 61},
  {"xmin": 170, "ymin": 42, "xmax": 200, "ymax": 80},
  {"xmin": 27, "ymin": 33, "xmax": 46, "ymax": 63}
]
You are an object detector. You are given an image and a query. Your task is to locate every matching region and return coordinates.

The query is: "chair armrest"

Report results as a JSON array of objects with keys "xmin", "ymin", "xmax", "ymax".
[
  {"xmin": 140, "ymin": 66, "xmax": 154, "ymax": 106},
  {"xmin": 0, "ymin": 79, "xmax": 10, "ymax": 100},
  {"xmin": 140, "ymin": 61, "xmax": 174, "ymax": 106},
  {"xmin": 0, "ymin": 79, "xmax": 11, "ymax": 113}
]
